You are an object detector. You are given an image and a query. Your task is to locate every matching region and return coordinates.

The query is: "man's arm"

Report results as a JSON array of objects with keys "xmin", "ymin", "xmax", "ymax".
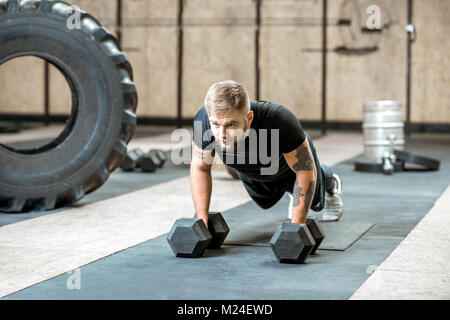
[
  {"xmin": 282, "ymin": 138, "xmax": 317, "ymax": 224},
  {"xmin": 190, "ymin": 142, "xmax": 215, "ymax": 226}
]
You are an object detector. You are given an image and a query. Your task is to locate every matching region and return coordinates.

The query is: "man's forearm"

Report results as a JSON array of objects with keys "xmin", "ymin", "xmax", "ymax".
[
  {"xmin": 190, "ymin": 166, "xmax": 212, "ymax": 226},
  {"xmin": 283, "ymin": 139, "xmax": 318, "ymax": 224},
  {"xmin": 291, "ymin": 173, "xmax": 316, "ymax": 224}
]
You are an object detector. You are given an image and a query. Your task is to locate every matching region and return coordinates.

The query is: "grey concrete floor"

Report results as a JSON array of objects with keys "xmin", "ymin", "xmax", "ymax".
[{"xmin": 1, "ymin": 130, "xmax": 448, "ymax": 300}]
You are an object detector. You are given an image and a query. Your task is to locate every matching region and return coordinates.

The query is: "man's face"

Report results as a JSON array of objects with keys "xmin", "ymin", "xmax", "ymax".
[{"xmin": 208, "ymin": 109, "xmax": 253, "ymax": 151}]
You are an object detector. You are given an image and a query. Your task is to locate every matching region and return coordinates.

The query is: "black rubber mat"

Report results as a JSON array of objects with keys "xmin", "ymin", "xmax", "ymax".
[{"xmin": 224, "ymin": 216, "xmax": 374, "ymax": 251}]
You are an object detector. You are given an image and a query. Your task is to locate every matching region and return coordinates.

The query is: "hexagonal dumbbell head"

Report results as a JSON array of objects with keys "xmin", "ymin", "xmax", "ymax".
[
  {"xmin": 269, "ymin": 223, "xmax": 316, "ymax": 264},
  {"xmin": 120, "ymin": 148, "xmax": 144, "ymax": 171},
  {"xmin": 306, "ymin": 218, "xmax": 325, "ymax": 255},
  {"xmin": 139, "ymin": 152, "xmax": 160, "ymax": 172},
  {"xmin": 167, "ymin": 218, "xmax": 212, "ymax": 258},
  {"xmin": 207, "ymin": 212, "xmax": 230, "ymax": 249},
  {"xmin": 149, "ymin": 149, "xmax": 167, "ymax": 168}
]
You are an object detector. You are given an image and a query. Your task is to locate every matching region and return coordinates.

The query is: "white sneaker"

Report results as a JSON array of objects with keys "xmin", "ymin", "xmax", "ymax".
[
  {"xmin": 321, "ymin": 194, "xmax": 343, "ymax": 221},
  {"xmin": 321, "ymin": 174, "xmax": 344, "ymax": 221},
  {"xmin": 329, "ymin": 173, "xmax": 343, "ymax": 196}
]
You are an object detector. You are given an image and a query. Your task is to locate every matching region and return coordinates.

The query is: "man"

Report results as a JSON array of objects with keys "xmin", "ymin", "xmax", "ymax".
[{"xmin": 190, "ymin": 80, "xmax": 343, "ymax": 227}]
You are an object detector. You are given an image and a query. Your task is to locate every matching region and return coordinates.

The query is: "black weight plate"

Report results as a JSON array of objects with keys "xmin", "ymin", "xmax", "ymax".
[{"xmin": 354, "ymin": 159, "xmax": 404, "ymax": 173}]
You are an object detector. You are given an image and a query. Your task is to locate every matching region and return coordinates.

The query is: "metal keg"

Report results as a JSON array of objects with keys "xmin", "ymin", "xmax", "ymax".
[{"xmin": 362, "ymin": 100, "xmax": 405, "ymax": 160}]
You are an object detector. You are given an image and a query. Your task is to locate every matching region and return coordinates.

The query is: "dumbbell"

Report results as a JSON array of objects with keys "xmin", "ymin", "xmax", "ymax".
[
  {"xmin": 120, "ymin": 148, "xmax": 145, "ymax": 171},
  {"xmin": 139, "ymin": 149, "xmax": 167, "ymax": 172},
  {"xmin": 167, "ymin": 212, "xmax": 230, "ymax": 258},
  {"xmin": 121, "ymin": 148, "xmax": 167, "ymax": 172},
  {"xmin": 206, "ymin": 212, "xmax": 231, "ymax": 249},
  {"xmin": 269, "ymin": 218, "xmax": 325, "ymax": 264},
  {"xmin": 149, "ymin": 149, "xmax": 167, "ymax": 168},
  {"xmin": 306, "ymin": 218, "xmax": 325, "ymax": 255}
]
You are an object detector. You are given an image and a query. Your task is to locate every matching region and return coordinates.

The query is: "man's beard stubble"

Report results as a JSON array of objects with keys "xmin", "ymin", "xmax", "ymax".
[{"xmin": 221, "ymin": 121, "xmax": 250, "ymax": 151}]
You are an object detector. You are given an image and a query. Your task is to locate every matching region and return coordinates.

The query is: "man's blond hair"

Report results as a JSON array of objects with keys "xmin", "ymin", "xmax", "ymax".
[{"xmin": 204, "ymin": 80, "xmax": 250, "ymax": 116}]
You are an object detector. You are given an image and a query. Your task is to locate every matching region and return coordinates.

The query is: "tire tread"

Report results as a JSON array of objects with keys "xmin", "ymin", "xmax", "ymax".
[{"xmin": 0, "ymin": 0, "xmax": 138, "ymax": 213}]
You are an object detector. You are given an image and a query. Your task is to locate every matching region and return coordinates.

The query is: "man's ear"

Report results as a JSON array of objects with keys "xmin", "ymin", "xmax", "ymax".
[{"xmin": 247, "ymin": 110, "xmax": 254, "ymax": 124}]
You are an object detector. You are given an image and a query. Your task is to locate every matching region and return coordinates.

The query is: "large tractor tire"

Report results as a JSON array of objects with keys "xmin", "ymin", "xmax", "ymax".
[{"xmin": 0, "ymin": 0, "xmax": 138, "ymax": 212}]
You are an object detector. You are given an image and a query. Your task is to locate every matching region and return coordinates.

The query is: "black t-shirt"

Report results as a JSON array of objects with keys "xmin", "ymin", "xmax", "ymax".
[{"xmin": 192, "ymin": 100, "xmax": 308, "ymax": 182}]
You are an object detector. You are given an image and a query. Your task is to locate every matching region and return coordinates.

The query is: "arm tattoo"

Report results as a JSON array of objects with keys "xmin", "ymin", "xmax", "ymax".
[
  {"xmin": 292, "ymin": 144, "xmax": 314, "ymax": 172},
  {"xmin": 293, "ymin": 179, "xmax": 316, "ymax": 209},
  {"xmin": 304, "ymin": 179, "xmax": 316, "ymax": 209},
  {"xmin": 193, "ymin": 146, "xmax": 206, "ymax": 160},
  {"xmin": 293, "ymin": 185, "xmax": 305, "ymax": 207},
  {"xmin": 192, "ymin": 143, "xmax": 215, "ymax": 164}
]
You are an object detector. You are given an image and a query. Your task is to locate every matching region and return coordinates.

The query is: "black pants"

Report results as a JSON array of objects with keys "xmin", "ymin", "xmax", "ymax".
[{"xmin": 237, "ymin": 133, "xmax": 335, "ymax": 211}]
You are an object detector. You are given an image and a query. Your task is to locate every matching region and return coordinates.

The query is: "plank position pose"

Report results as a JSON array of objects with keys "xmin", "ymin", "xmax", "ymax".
[{"xmin": 190, "ymin": 80, "xmax": 343, "ymax": 227}]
